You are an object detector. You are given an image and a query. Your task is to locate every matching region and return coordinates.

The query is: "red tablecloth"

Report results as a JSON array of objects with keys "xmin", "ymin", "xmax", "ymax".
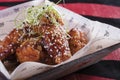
[{"xmin": 0, "ymin": 0, "xmax": 120, "ymax": 80}]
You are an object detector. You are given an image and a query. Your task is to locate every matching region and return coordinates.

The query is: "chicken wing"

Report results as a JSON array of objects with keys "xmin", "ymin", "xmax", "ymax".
[
  {"xmin": 0, "ymin": 29, "xmax": 22, "ymax": 60},
  {"xmin": 40, "ymin": 25, "xmax": 72, "ymax": 64},
  {"xmin": 16, "ymin": 39, "xmax": 40, "ymax": 63},
  {"xmin": 0, "ymin": 26, "xmax": 41, "ymax": 60},
  {"xmin": 69, "ymin": 28, "xmax": 88, "ymax": 55}
]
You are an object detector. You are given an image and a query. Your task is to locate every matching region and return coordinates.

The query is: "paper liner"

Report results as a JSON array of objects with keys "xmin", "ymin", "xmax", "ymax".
[{"xmin": 0, "ymin": 0, "xmax": 120, "ymax": 80}]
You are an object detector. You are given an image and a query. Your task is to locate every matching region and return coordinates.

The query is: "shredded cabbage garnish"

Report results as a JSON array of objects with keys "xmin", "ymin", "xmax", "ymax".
[
  {"xmin": 25, "ymin": 4, "xmax": 62, "ymax": 26},
  {"xmin": 14, "ymin": 0, "xmax": 71, "ymax": 39},
  {"xmin": 14, "ymin": 0, "xmax": 63, "ymax": 28}
]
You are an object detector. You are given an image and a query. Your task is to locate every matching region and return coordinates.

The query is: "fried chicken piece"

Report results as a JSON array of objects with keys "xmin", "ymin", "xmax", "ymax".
[
  {"xmin": 39, "ymin": 7, "xmax": 64, "ymax": 26},
  {"xmin": 16, "ymin": 39, "xmax": 40, "ymax": 63},
  {"xmin": 40, "ymin": 25, "xmax": 72, "ymax": 64},
  {"xmin": 0, "ymin": 26, "xmax": 41, "ymax": 60},
  {"xmin": 39, "ymin": 48, "xmax": 54, "ymax": 65},
  {"xmin": 0, "ymin": 23, "xmax": 72, "ymax": 65},
  {"xmin": 0, "ymin": 29, "xmax": 22, "ymax": 60},
  {"xmin": 69, "ymin": 28, "xmax": 88, "ymax": 55},
  {"xmin": 16, "ymin": 38, "xmax": 55, "ymax": 64}
]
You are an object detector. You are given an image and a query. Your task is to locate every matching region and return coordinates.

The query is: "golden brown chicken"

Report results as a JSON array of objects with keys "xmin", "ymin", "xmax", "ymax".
[
  {"xmin": 16, "ymin": 39, "xmax": 40, "ymax": 63},
  {"xmin": 16, "ymin": 37, "xmax": 54, "ymax": 64},
  {"xmin": 0, "ymin": 26, "xmax": 38, "ymax": 60},
  {"xmin": 69, "ymin": 28, "xmax": 88, "ymax": 55},
  {"xmin": 0, "ymin": 24, "xmax": 88, "ymax": 65},
  {"xmin": 39, "ymin": 24, "xmax": 72, "ymax": 64},
  {"xmin": 0, "ymin": 29, "xmax": 23, "ymax": 60},
  {"xmin": 0, "ymin": 5, "xmax": 88, "ymax": 65}
]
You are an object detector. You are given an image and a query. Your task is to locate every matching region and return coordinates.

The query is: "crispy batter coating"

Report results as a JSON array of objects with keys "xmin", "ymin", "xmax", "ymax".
[
  {"xmin": 69, "ymin": 28, "xmax": 88, "ymax": 55},
  {"xmin": 0, "ymin": 26, "xmax": 88, "ymax": 65},
  {"xmin": 0, "ymin": 4, "xmax": 89, "ymax": 65},
  {"xmin": 0, "ymin": 26, "xmax": 37, "ymax": 60},
  {"xmin": 0, "ymin": 26, "xmax": 41, "ymax": 61},
  {"xmin": 0, "ymin": 24, "xmax": 88, "ymax": 65},
  {"xmin": 0, "ymin": 6, "xmax": 72, "ymax": 64},
  {"xmin": 40, "ymin": 25, "xmax": 71, "ymax": 64},
  {"xmin": 40, "ymin": 10, "xmax": 64, "ymax": 26},
  {"xmin": 16, "ymin": 39, "xmax": 40, "ymax": 63},
  {"xmin": 40, "ymin": 48, "xmax": 54, "ymax": 65},
  {"xmin": 0, "ymin": 29, "xmax": 22, "ymax": 60}
]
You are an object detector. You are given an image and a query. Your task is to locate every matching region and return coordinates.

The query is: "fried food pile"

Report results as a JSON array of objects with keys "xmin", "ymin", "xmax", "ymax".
[{"xmin": 0, "ymin": 5, "xmax": 88, "ymax": 65}]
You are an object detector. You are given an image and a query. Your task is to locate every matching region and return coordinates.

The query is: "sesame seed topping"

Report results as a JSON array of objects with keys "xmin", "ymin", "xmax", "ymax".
[
  {"xmin": 57, "ymin": 52, "xmax": 61, "ymax": 56},
  {"xmin": 9, "ymin": 44, "xmax": 12, "ymax": 47},
  {"xmin": 11, "ymin": 49, "xmax": 14, "ymax": 52},
  {"xmin": 0, "ymin": 53, "xmax": 3, "ymax": 57},
  {"xmin": 54, "ymin": 46, "xmax": 57, "ymax": 49},
  {"xmin": 27, "ymin": 45, "xmax": 30, "ymax": 47},
  {"xmin": 50, "ymin": 49, "xmax": 53, "ymax": 52},
  {"xmin": 7, "ymin": 36, "xmax": 10, "ymax": 39},
  {"xmin": 16, "ymin": 30, "xmax": 19, "ymax": 33},
  {"xmin": 56, "ymin": 49, "xmax": 59, "ymax": 52},
  {"xmin": 54, "ymin": 39, "xmax": 57, "ymax": 42},
  {"xmin": 49, "ymin": 43, "xmax": 53, "ymax": 46},
  {"xmin": 58, "ymin": 51, "xmax": 61, "ymax": 55},
  {"xmin": 45, "ymin": 32, "xmax": 50, "ymax": 34},
  {"xmin": 44, "ymin": 45, "xmax": 48, "ymax": 48},
  {"xmin": 20, "ymin": 45, "xmax": 22, "ymax": 47}
]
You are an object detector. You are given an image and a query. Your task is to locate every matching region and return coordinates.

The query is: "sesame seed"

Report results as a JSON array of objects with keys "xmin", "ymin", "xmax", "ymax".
[
  {"xmin": 49, "ymin": 43, "xmax": 53, "ymax": 46},
  {"xmin": 58, "ymin": 51, "xmax": 61, "ymax": 55},
  {"xmin": 48, "ymin": 39, "xmax": 50, "ymax": 42},
  {"xmin": 27, "ymin": 45, "xmax": 30, "ymax": 47},
  {"xmin": 61, "ymin": 46, "xmax": 64, "ymax": 48},
  {"xmin": 50, "ymin": 55, "xmax": 53, "ymax": 58},
  {"xmin": 45, "ymin": 32, "xmax": 50, "ymax": 34},
  {"xmin": 7, "ymin": 36, "xmax": 10, "ymax": 39},
  {"xmin": 50, "ymin": 31, "xmax": 53, "ymax": 33},
  {"xmin": 11, "ymin": 49, "xmax": 13, "ymax": 52},
  {"xmin": 9, "ymin": 44, "xmax": 12, "ymax": 47},
  {"xmin": 14, "ymin": 37, "xmax": 16, "ymax": 39},
  {"xmin": 42, "ymin": 36, "xmax": 45, "ymax": 38},
  {"xmin": 16, "ymin": 30, "xmax": 19, "ymax": 33},
  {"xmin": 66, "ymin": 47, "xmax": 70, "ymax": 50},
  {"xmin": 56, "ymin": 49, "xmax": 59, "ymax": 52},
  {"xmin": 51, "ymin": 36, "xmax": 54, "ymax": 40},
  {"xmin": 53, "ymin": 42, "xmax": 55, "ymax": 45},
  {"xmin": 0, "ymin": 53, "xmax": 3, "ymax": 56},
  {"xmin": 57, "ymin": 52, "xmax": 61, "ymax": 56},
  {"xmin": 54, "ymin": 46, "xmax": 57, "ymax": 49},
  {"xmin": 44, "ymin": 46, "xmax": 48, "ymax": 48},
  {"xmin": 50, "ymin": 49, "xmax": 53, "ymax": 52},
  {"xmin": 54, "ymin": 39, "xmax": 56, "ymax": 42},
  {"xmin": 20, "ymin": 45, "xmax": 22, "ymax": 47}
]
